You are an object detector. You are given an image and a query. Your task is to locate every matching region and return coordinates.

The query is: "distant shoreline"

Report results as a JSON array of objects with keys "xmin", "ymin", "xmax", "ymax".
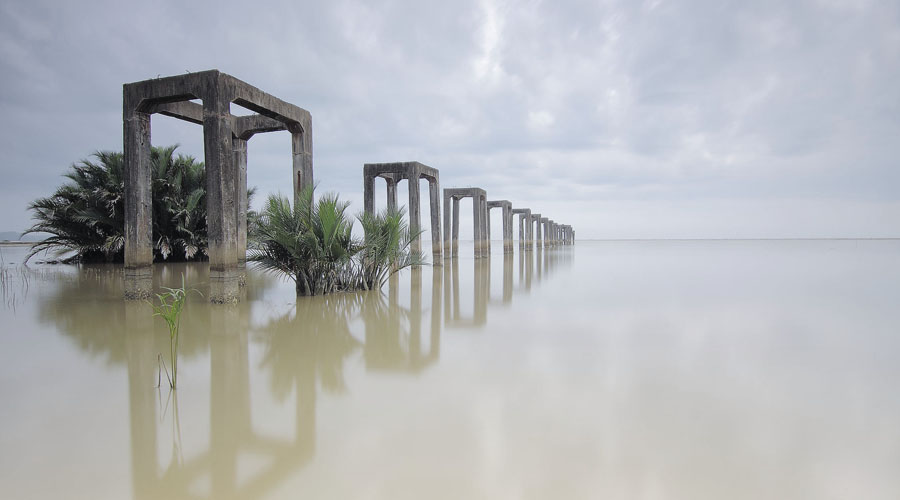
[
  {"xmin": 580, "ymin": 237, "xmax": 900, "ymax": 242},
  {"xmin": 2, "ymin": 238, "xmax": 898, "ymax": 248}
]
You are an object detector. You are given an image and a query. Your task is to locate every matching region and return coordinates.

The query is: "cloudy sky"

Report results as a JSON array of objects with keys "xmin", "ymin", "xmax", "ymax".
[{"xmin": 1, "ymin": 0, "xmax": 898, "ymax": 238}]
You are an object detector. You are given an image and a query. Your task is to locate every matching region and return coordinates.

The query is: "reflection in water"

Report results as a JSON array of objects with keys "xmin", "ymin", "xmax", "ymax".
[
  {"xmin": 3, "ymin": 242, "xmax": 583, "ymax": 499},
  {"xmin": 444, "ymin": 257, "xmax": 488, "ymax": 327},
  {"xmin": 37, "ymin": 263, "xmax": 272, "ymax": 364},
  {"xmin": 155, "ymin": 252, "xmax": 564, "ymax": 497},
  {"xmin": 365, "ymin": 268, "xmax": 441, "ymax": 374},
  {"xmin": 128, "ymin": 293, "xmax": 364, "ymax": 500}
]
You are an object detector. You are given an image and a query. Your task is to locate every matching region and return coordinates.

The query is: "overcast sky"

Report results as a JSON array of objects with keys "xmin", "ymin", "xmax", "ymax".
[{"xmin": 1, "ymin": 0, "xmax": 898, "ymax": 238}]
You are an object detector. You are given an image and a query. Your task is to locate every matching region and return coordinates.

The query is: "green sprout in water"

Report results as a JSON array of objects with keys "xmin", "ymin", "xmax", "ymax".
[{"xmin": 149, "ymin": 275, "xmax": 199, "ymax": 389}]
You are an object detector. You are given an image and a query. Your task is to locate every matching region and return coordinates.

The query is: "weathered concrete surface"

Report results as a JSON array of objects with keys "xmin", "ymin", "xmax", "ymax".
[
  {"xmin": 124, "ymin": 70, "xmax": 312, "ymax": 302},
  {"xmin": 443, "ymin": 188, "xmax": 488, "ymax": 259},
  {"xmin": 487, "ymin": 200, "xmax": 513, "ymax": 254},
  {"xmin": 531, "ymin": 213, "xmax": 543, "ymax": 250},
  {"xmin": 363, "ymin": 162, "xmax": 441, "ymax": 261},
  {"xmin": 539, "ymin": 218, "xmax": 549, "ymax": 249}
]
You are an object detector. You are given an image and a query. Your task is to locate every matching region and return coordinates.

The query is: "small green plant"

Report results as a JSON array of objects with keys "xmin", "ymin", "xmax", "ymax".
[{"xmin": 149, "ymin": 275, "xmax": 198, "ymax": 388}]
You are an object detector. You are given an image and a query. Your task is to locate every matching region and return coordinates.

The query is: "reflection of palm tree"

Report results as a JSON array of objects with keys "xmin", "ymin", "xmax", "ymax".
[
  {"xmin": 361, "ymin": 284, "xmax": 408, "ymax": 371},
  {"xmin": 257, "ymin": 293, "xmax": 362, "ymax": 400},
  {"xmin": 38, "ymin": 263, "xmax": 272, "ymax": 365}
]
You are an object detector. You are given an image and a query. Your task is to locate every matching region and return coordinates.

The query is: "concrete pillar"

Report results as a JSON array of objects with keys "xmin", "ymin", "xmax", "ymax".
[
  {"xmin": 503, "ymin": 204, "xmax": 513, "ymax": 254},
  {"xmin": 452, "ymin": 197, "xmax": 460, "ymax": 256},
  {"xmin": 442, "ymin": 192, "xmax": 452, "ymax": 258},
  {"xmin": 291, "ymin": 125, "xmax": 313, "ymax": 202},
  {"xmin": 429, "ymin": 178, "xmax": 442, "ymax": 261},
  {"xmin": 233, "ymin": 137, "xmax": 248, "ymax": 270},
  {"xmin": 481, "ymin": 195, "xmax": 489, "ymax": 258},
  {"xmin": 124, "ymin": 107, "xmax": 153, "ymax": 300},
  {"xmin": 386, "ymin": 177, "xmax": 398, "ymax": 212},
  {"xmin": 540, "ymin": 218, "xmax": 549, "ymax": 249},
  {"xmin": 518, "ymin": 215, "xmax": 525, "ymax": 250},
  {"xmin": 532, "ymin": 213, "xmax": 542, "ymax": 251},
  {"xmin": 408, "ymin": 171, "xmax": 421, "ymax": 256},
  {"xmin": 364, "ymin": 175, "xmax": 375, "ymax": 214},
  {"xmin": 204, "ymin": 95, "xmax": 240, "ymax": 303},
  {"xmin": 472, "ymin": 194, "xmax": 483, "ymax": 259},
  {"xmin": 480, "ymin": 194, "xmax": 489, "ymax": 258},
  {"xmin": 526, "ymin": 213, "xmax": 534, "ymax": 249}
]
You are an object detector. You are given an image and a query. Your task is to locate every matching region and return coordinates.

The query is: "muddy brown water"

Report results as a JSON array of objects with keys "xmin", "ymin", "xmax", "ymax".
[{"xmin": 1, "ymin": 240, "xmax": 899, "ymax": 499}]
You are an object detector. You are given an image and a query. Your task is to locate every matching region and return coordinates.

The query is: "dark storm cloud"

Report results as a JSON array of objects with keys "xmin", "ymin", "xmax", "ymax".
[{"xmin": 1, "ymin": 0, "xmax": 898, "ymax": 237}]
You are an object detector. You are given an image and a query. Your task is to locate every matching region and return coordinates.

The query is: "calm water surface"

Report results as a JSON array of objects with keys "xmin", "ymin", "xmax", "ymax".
[{"xmin": 1, "ymin": 240, "xmax": 898, "ymax": 499}]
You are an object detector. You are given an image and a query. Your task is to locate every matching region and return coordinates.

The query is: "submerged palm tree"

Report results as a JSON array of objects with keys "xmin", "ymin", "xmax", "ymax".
[
  {"xmin": 24, "ymin": 150, "xmax": 126, "ymax": 263},
  {"xmin": 250, "ymin": 186, "xmax": 358, "ymax": 295},
  {"xmin": 23, "ymin": 145, "xmax": 253, "ymax": 264},
  {"xmin": 250, "ymin": 187, "xmax": 423, "ymax": 296},
  {"xmin": 354, "ymin": 208, "xmax": 423, "ymax": 290}
]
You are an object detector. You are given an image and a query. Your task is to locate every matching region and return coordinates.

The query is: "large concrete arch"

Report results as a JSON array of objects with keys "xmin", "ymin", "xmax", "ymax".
[
  {"xmin": 363, "ymin": 162, "xmax": 441, "ymax": 261},
  {"xmin": 486, "ymin": 200, "xmax": 514, "ymax": 254},
  {"xmin": 123, "ymin": 70, "xmax": 312, "ymax": 302},
  {"xmin": 442, "ymin": 188, "xmax": 488, "ymax": 259}
]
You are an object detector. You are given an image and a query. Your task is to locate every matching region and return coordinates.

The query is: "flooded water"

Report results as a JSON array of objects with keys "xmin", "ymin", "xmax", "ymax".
[{"xmin": 1, "ymin": 240, "xmax": 899, "ymax": 499}]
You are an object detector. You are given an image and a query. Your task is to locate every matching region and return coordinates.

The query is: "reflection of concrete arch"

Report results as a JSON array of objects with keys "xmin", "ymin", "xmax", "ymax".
[
  {"xmin": 126, "ymin": 293, "xmax": 360, "ymax": 500},
  {"xmin": 444, "ymin": 258, "xmax": 488, "ymax": 328},
  {"xmin": 123, "ymin": 70, "xmax": 312, "ymax": 302},
  {"xmin": 362, "ymin": 268, "xmax": 440, "ymax": 374},
  {"xmin": 487, "ymin": 253, "xmax": 514, "ymax": 306}
]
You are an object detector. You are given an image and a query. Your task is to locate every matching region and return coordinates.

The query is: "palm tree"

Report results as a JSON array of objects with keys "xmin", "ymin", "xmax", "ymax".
[
  {"xmin": 354, "ymin": 207, "xmax": 424, "ymax": 291},
  {"xmin": 250, "ymin": 187, "xmax": 423, "ymax": 296},
  {"xmin": 250, "ymin": 187, "xmax": 359, "ymax": 295},
  {"xmin": 23, "ymin": 145, "xmax": 243, "ymax": 263},
  {"xmin": 150, "ymin": 146, "xmax": 208, "ymax": 260},
  {"xmin": 24, "ymin": 150, "xmax": 126, "ymax": 262}
]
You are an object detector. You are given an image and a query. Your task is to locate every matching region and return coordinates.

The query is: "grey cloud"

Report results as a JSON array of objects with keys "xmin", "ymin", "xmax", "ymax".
[{"xmin": 0, "ymin": 0, "xmax": 898, "ymax": 238}]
